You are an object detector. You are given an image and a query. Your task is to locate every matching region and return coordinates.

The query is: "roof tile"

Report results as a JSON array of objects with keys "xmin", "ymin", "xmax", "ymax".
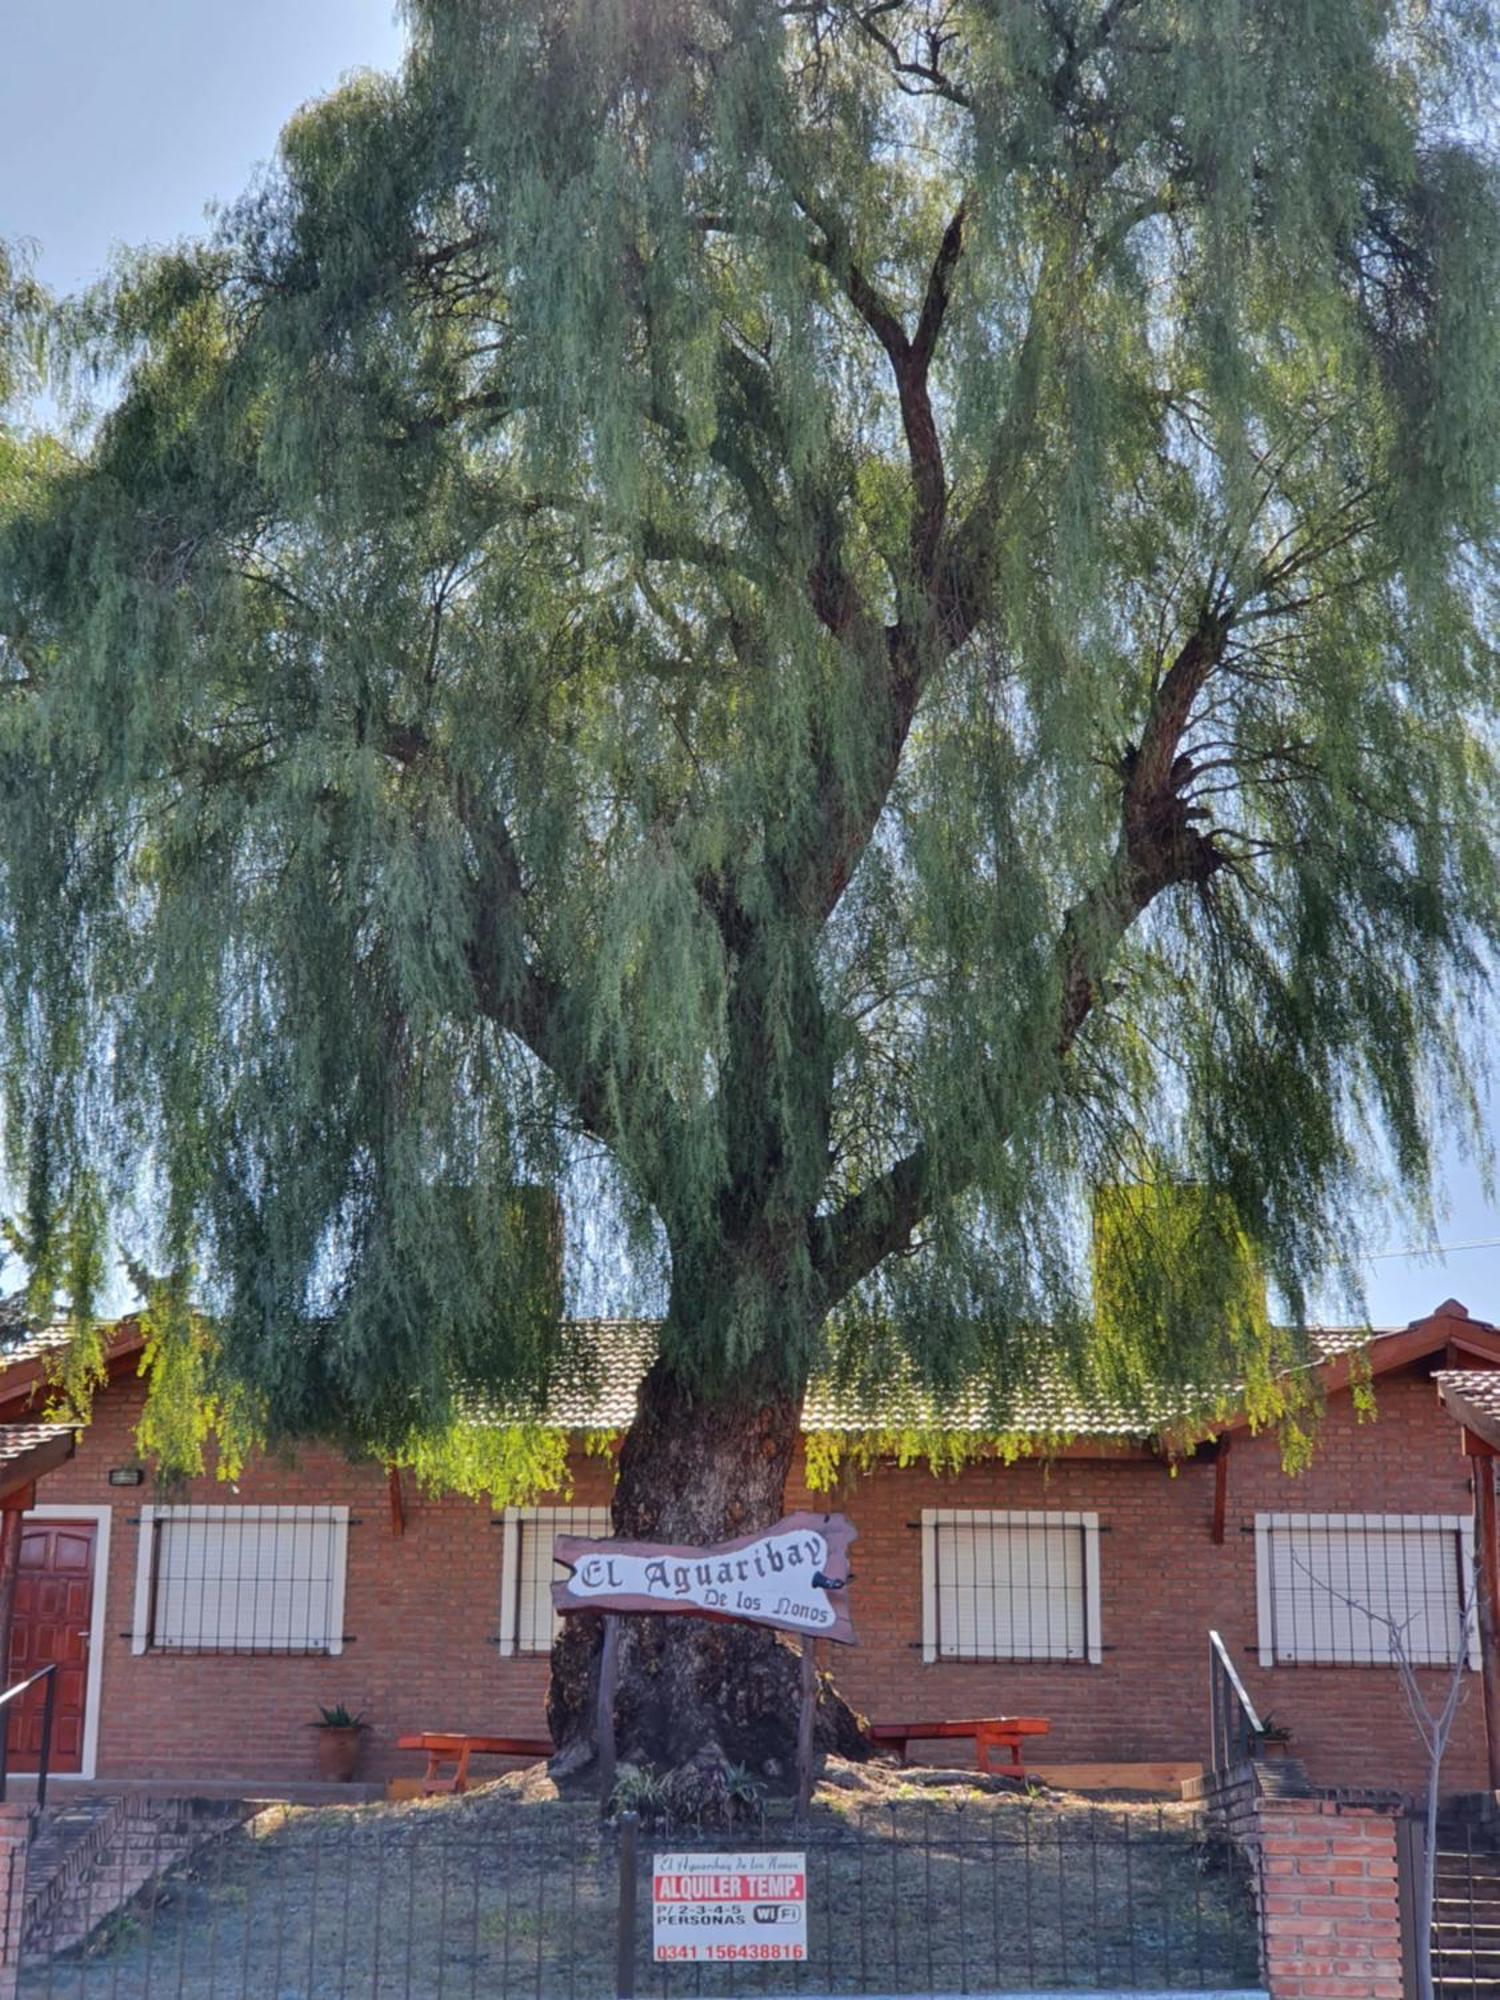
[{"xmin": 0, "ymin": 1314, "xmax": 1447, "ymax": 1447}]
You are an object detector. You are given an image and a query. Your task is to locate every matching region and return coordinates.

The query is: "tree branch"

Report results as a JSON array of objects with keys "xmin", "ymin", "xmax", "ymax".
[
  {"xmin": 813, "ymin": 608, "xmax": 1234, "ymax": 1303},
  {"xmin": 802, "ymin": 197, "xmax": 964, "ymax": 582},
  {"xmin": 452, "ymin": 782, "xmax": 628, "ymax": 1158},
  {"xmin": 771, "ymin": 203, "xmax": 969, "ymax": 927}
]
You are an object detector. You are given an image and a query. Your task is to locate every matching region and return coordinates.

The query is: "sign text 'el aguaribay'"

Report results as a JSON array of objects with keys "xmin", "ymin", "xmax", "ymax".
[{"xmin": 550, "ymin": 1511, "xmax": 857, "ymax": 1644}]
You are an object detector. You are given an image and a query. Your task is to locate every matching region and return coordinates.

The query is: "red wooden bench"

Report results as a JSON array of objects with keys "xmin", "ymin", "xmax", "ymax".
[
  {"xmin": 397, "ymin": 1731, "xmax": 553, "ymax": 1795},
  {"xmin": 868, "ymin": 1716, "xmax": 1051, "ymax": 1776}
]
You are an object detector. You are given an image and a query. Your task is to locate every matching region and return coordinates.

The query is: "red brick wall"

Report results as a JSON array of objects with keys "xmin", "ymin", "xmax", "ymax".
[
  {"xmin": 819, "ymin": 1365, "xmax": 1486, "ymax": 1798},
  {"xmin": 1253, "ymin": 1798, "xmax": 1405, "ymax": 2000},
  {"xmin": 19, "ymin": 1360, "xmax": 1486, "ymax": 1795}
]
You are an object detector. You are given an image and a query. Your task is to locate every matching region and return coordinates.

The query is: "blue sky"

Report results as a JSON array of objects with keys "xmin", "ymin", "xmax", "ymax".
[{"xmin": 2, "ymin": 0, "xmax": 1497, "ymax": 1327}]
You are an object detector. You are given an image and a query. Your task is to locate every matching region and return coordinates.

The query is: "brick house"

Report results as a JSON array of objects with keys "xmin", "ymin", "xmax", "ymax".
[{"xmin": 0, "ymin": 1297, "xmax": 1494, "ymax": 1800}]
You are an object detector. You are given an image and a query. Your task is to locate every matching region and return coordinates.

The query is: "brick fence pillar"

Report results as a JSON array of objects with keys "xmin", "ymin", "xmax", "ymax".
[
  {"xmin": 1251, "ymin": 1796, "xmax": 1405, "ymax": 1999},
  {"xmin": 0, "ymin": 1801, "xmax": 32, "ymax": 2000}
]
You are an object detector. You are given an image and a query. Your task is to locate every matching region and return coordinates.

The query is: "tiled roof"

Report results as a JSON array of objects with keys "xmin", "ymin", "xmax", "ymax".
[
  {"xmin": 0, "ymin": 1420, "xmax": 76, "ymax": 1502},
  {"xmin": 523, "ymin": 1320, "xmax": 657, "ymax": 1431},
  {"xmin": 0, "ymin": 1325, "xmax": 75, "ymax": 1374},
  {"xmin": 0, "ymin": 1311, "xmax": 1464, "ymax": 1449},
  {"xmin": 1439, "ymin": 1369, "xmax": 1500, "ymax": 1417},
  {"xmin": 509, "ymin": 1319, "xmax": 1413, "ymax": 1443},
  {"xmin": 0, "ymin": 1422, "xmax": 75, "ymax": 1466},
  {"xmin": 1436, "ymin": 1370, "xmax": 1500, "ymax": 1451}
]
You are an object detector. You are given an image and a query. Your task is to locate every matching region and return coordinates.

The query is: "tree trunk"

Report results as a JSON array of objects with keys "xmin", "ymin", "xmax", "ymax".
[{"xmin": 547, "ymin": 1355, "xmax": 868, "ymax": 1788}]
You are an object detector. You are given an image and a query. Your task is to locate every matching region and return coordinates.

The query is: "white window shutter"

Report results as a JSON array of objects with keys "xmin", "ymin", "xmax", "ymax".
[
  {"xmin": 499, "ymin": 1506, "xmax": 612, "ymax": 1655},
  {"xmin": 1256, "ymin": 1512, "xmax": 1474, "ymax": 1668},
  {"xmin": 921, "ymin": 1512, "xmax": 1099, "ymax": 1664},
  {"xmin": 131, "ymin": 1507, "xmax": 348, "ymax": 1654}
]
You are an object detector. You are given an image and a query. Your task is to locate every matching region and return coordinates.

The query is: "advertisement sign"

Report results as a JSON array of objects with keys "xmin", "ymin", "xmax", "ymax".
[
  {"xmin": 651, "ymin": 1851, "xmax": 808, "ymax": 1963},
  {"xmin": 551, "ymin": 1511, "xmax": 857, "ymax": 1644}
]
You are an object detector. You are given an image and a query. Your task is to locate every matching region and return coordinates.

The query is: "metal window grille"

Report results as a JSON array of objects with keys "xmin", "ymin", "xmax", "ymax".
[
  {"xmin": 131, "ymin": 1506, "xmax": 349, "ymax": 1657},
  {"xmin": 922, "ymin": 1510, "xmax": 1102, "ymax": 1663},
  {"xmin": 1255, "ymin": 1511, "xmax": 1477, "ymax": 1667},
  {"xmin": 502, "ymin": 1506, "xmax": 612, "ymax": 1655}
]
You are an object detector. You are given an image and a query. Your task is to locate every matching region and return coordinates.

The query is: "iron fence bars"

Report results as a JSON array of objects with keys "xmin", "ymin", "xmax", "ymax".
[
  {"xmin": 14, "ymin": 1796, "xmax": 1265, "ymax": 2000},
  {"xmin": 1207, "ymin": 1631, "xmax": 1262, "ymax": 1774},
  {"xmin": 630, "ymin": 1805, "xmax": 1263, "ymax": 1996}
]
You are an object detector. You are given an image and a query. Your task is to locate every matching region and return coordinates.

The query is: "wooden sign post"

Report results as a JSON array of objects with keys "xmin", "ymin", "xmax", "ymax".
[
  {"xmin": 795, "ymin": 1638, "xmax": 817, "ymax": 1813},
  {"xmin": 552, "ymin": 1512, "xmax": 857, "ymax": 1811}
]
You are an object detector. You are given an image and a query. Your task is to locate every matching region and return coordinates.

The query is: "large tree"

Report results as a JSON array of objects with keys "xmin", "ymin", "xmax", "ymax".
[{"xmin": 2, "ymin": 1, "xmax": 1499, "ymax": 1774}]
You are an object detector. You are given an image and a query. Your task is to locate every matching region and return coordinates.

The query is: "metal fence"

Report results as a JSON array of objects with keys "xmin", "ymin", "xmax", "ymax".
[{"xmin": 16, "ymin": 1797, "xmax": 1266, "ymax": 1999}]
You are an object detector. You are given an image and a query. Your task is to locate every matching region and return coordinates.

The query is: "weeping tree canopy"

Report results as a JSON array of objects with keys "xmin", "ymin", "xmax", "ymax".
[{"xmin": 2, "ymin": 0, "xmax": 1500, "ymax": 1468}]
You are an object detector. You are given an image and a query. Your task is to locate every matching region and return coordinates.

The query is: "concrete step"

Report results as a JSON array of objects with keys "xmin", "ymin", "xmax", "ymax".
[
  {"xmin": 22, "ymin": 1797, "xmax": 242, "ymax": 1964},
  {"xmin": 21, "ymin": 1797, "xmax": 124, "ymax": 1951}
]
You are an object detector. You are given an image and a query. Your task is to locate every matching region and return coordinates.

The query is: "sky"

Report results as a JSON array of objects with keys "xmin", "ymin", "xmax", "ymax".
[{"xmin": 1, "ymin": 0, "xmax": 1498, "ymax": 1328}]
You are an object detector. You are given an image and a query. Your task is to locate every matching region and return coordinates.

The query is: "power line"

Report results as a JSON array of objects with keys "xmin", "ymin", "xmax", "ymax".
[{"xmin": 1366, "ymin": 1236, "xmax": 1500, "ymax": 1261}]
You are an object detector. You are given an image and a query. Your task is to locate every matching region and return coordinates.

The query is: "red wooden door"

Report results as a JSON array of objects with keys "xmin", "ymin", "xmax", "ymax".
[{"xmin": 6, "ymin": 1521, "xmax": 96, "ymax": 1773}]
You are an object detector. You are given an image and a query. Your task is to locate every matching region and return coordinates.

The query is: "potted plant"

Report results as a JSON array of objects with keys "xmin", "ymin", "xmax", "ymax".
[
  {"xmin": 1253, "ymin": 1714, "xmax": 1294, "ymax": 1761},
  {"xmin": 311, "ymin": 1704, "xmax": 369, "ymax": 1782}
]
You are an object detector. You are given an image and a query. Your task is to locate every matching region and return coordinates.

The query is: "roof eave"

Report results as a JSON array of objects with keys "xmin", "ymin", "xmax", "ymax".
[{"xmin": 0, "ymin": 1428, "xmax": 76, "ymax": 1506}]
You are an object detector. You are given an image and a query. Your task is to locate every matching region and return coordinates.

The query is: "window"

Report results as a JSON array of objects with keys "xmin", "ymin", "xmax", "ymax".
[
  {"xmin": 499, "ymin": 1506, "xmax": 612, "ymax": 1656},
  {"xmin": 1255, "ymin": 1513, "xmax": 1478, "ymax": 1668},
  {"xmin": 130, "ymin": 1506, "xmax": 349, "ymax": 1656},
  {"xmin": 920, "ymin": 1510, "xmax": 1102, "ymax": 1664}
]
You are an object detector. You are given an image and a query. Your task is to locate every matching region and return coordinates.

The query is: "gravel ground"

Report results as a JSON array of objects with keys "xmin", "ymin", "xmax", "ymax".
[{"xmin": 19, "ymin": 1767, "xmax": 1263, "ymax": 2000}]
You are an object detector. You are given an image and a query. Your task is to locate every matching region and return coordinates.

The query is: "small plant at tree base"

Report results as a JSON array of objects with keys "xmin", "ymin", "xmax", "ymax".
[
  {"xmin": 609, "ymin": 1765, "xmax": 670, "ymax": 1826},
  {"xmin": 722, "ymin": 1762, "xmax": 765, "ymax": 1816}
]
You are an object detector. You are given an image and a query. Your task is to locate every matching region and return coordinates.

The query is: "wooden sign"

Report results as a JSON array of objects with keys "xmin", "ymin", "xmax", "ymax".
[{"xmin": 551, "ymin": 1510, "xmax": 857, "ymax": 1644}]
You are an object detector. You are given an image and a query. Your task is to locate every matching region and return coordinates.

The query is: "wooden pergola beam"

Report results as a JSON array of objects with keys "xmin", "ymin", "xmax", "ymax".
[{"xmin": 1438, "ymin": 1372, "xmax": 1500, "ymax": 1794}]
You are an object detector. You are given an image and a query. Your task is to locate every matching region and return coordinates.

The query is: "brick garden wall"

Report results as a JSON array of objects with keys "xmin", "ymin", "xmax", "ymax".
[
  {"xmin": 15, "ymin": 1357, "xmax": 1488, "ymax": 1796},
  {"xmin": 0, "ymin": 1803, "xmax": 29, "ymax": 2000},
  {"xmin": 1195, "ymin": 1762, "xmax": 1409, "ymax": 2000},
  {"xmin": 1256, "ymin": 1798, "xmax": 1406, "ymax": 2000}
]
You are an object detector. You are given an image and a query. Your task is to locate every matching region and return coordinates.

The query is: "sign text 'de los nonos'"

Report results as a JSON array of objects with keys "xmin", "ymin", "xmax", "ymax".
[
  {"xmin": 652, "ymin": 1852, "xmax": 808, "ymax": 1963},
  {"xmin": 550, "ymin": 1510, "xmax": 856, "ymax": 1643}
]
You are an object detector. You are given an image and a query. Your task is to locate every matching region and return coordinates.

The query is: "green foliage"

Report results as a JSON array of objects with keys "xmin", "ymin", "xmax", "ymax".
[
  {"xmin": 608, "ymin": 1764, "xmax": 671, "ymax": 1824},
  {"xmin": 2, "ymin": 3, "xmax": 1499, "ymax": 1458},
  {"xmin": 803, "ymin": 1425, "xmax": 1039, "ymax": 1492},
  {"xmin": 313, "ymin": 1704, "xmax": 367, "ymax": 1730},
  {"xmin": 0, "ymin": 241, "xmax": 45, "ymax": 419},
  {"xmin": 129, "ymin": 1275, "xmax": 265, "ymax": 1481},
  {"xmin": 393, "ymin": 1415, "xmax": 573, "ymax": 1504},
  {"xmin": 722, "ymin": 1761, "xmax": 764, "ymax": 1808},
  {"xmin": 1092, "ymin": 1180, "xmax": 1281, "ymax": 1425}
]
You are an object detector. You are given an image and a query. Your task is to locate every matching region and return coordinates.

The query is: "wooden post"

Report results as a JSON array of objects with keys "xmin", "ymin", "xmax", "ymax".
[
  {"xmin": 614, "ymin": 1808, "xmax": 639, "ymax": 2000},
  {"xmin": 598, "ymin": 1614, "xmax": 620, "ymax": 1813},
  {"xmin": 1211, "ymin": 1434, "xmax": 1230, "ymax": 1546},
  {"xmin": 795, "ymin": 1637, "xmax": 816, "ymax": 1815},
  {"xmin": 1471, "ymin": 1448, "xmax": 1500, "ymax": 1792},
  {"xmin": 0, "ymin": 1507, "xmax": 25, "ymax": 1677},
  {"xmin": 0, "ymin": 1504, "xmax": 24, "ymax": 1804}
]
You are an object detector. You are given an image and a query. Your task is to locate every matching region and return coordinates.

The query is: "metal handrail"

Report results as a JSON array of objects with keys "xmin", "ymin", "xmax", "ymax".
[
  {"xmin": 0, "ymin": 1662, "xmax": 57, "ymax": 1809},
  {"xmin": 1208, "ymin": 1628, "xmax": 1263, "ymax": 1774}
]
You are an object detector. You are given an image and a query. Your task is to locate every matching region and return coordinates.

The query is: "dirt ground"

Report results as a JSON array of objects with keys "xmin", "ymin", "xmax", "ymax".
[{"xmin": 20, "ymin": 1761, "xmax": 1265, "ymax": 1999}]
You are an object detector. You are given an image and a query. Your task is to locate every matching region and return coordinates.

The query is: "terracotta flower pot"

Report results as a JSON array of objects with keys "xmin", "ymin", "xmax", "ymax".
[{"xmin": 315, "ymin": 1725, "xmax": 364, "ymax": 1783}]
